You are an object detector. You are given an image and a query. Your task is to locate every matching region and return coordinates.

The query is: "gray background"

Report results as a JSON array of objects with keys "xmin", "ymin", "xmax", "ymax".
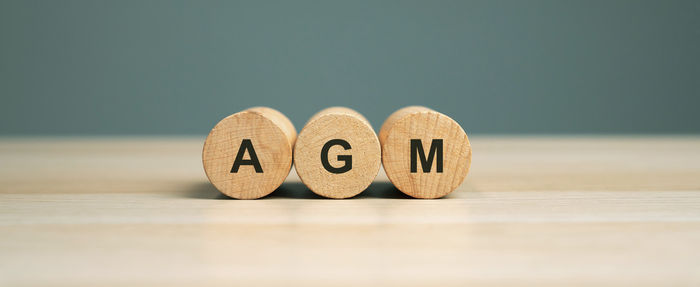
[{"xmin": 1, "ymin": 0, "xmax": 698, "ymax": 135}]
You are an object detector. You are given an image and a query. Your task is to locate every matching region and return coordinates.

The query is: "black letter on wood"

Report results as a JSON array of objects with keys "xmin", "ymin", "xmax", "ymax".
[
  {"xmin": 410, "ymin": 139, "xmax": 443, "ymax": 173},
  {"xmin": 321, "ymin": 139, "xmax": 352, "ymax": 174},
  {"xmin": 231, "ymin": 139, "xmax": 263, "ymax": 173}
]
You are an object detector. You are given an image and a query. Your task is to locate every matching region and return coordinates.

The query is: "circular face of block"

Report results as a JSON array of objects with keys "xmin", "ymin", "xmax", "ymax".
[
  {"xmin": 381, "ymin": 109, "xmax": 471, "ymax": 199},
  {"xmin": 202, "ymin": 109, "xmax": 295, "ymax": 199},
  {"xmin": 294, "ymin": 111, "xmax": 382, "ymax": 199}
]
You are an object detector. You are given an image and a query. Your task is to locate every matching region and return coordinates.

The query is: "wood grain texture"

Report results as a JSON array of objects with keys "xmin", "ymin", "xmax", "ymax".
[
  {"xmin": 294, "ymin": 107, "xmax": 381, "ymax": 198},
  {"xmin": 380, "ymin": 106, "xmax": 471, "ymax": 198},
  {"xmin": 202, "ymin": 107, "xmax": 296, "ymax": 199},
  {"xmin": 1, "ymin": 136, "xmax": 700, "ymax": 286}
]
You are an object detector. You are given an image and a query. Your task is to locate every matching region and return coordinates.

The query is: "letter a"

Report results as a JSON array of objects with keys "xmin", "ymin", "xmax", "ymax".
[{"xmin": 231, "ymin": 139, "xmax": 263, "ymax": 173}]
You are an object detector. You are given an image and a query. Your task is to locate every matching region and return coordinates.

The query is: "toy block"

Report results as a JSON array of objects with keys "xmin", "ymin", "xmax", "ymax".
[
  {"xmin": 379, "ymin": 106, "xmax": 471, "ymax": 199},
  {"xmin": 294, "ymin": 107, "xmax": 381, "ymax": 199},
  {"xmin": 202, "ymin": 107, "xmax": 296, "ymax": 199}
]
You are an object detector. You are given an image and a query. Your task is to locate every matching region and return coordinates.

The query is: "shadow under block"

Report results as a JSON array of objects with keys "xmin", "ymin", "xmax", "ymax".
[
  {"xmin": 294, "ymin": 107, "xmax": 382, "ymax": 199},
  {"xmin": 379, "ymin": 106, "xmax": 471, "ymax": 199},
  {"xmin": 202, "ymin": 107, "xmax": 297, "ymax": 199}
]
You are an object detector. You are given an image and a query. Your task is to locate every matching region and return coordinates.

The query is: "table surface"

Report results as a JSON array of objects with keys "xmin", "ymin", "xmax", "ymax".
[{"xmin": 1, "ymin": 136, "xmax": 699, "ymax": 286}]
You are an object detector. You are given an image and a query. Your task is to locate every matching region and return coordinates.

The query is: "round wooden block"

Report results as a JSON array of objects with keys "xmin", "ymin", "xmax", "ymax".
[
  {"xmin": 202, "ymin": 107, "xmax": 297, "ymax": 199},
  {"xmin": 379, "ymin": 106, "xmax": 471, "ymax": 199},
  {"xmin": 294, "ymin": 107, "xmax": 382, "ymax": 199}
]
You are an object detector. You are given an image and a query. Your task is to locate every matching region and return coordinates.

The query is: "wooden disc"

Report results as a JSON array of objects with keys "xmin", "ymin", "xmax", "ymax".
[
  {"xmin": 202, "ymin": 107, "xmax": 296, "ymax": 199},
  {"xmin": 294, "ymin": 107, "xmax": 382, "ymax": 199},
  {"xmin": 379, "ymin": 106, "xmax": 471, "ymax": 199}
]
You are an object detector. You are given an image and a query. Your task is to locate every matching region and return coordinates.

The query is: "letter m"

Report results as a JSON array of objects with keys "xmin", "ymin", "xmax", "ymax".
[{"xmin": 410, "ymin": 139, "xmax": 443, "ymax": 173}]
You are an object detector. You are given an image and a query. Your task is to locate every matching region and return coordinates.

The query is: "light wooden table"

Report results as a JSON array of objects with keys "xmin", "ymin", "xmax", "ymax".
[{"xmin": 1, "ymin": 136, "xmax": 699, "ymax": 286}]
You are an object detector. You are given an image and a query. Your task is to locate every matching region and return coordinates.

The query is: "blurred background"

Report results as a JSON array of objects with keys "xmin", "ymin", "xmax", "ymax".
[{"xmin": 1, "ymin": 0, "xmax": 698, "ymax": 135}]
